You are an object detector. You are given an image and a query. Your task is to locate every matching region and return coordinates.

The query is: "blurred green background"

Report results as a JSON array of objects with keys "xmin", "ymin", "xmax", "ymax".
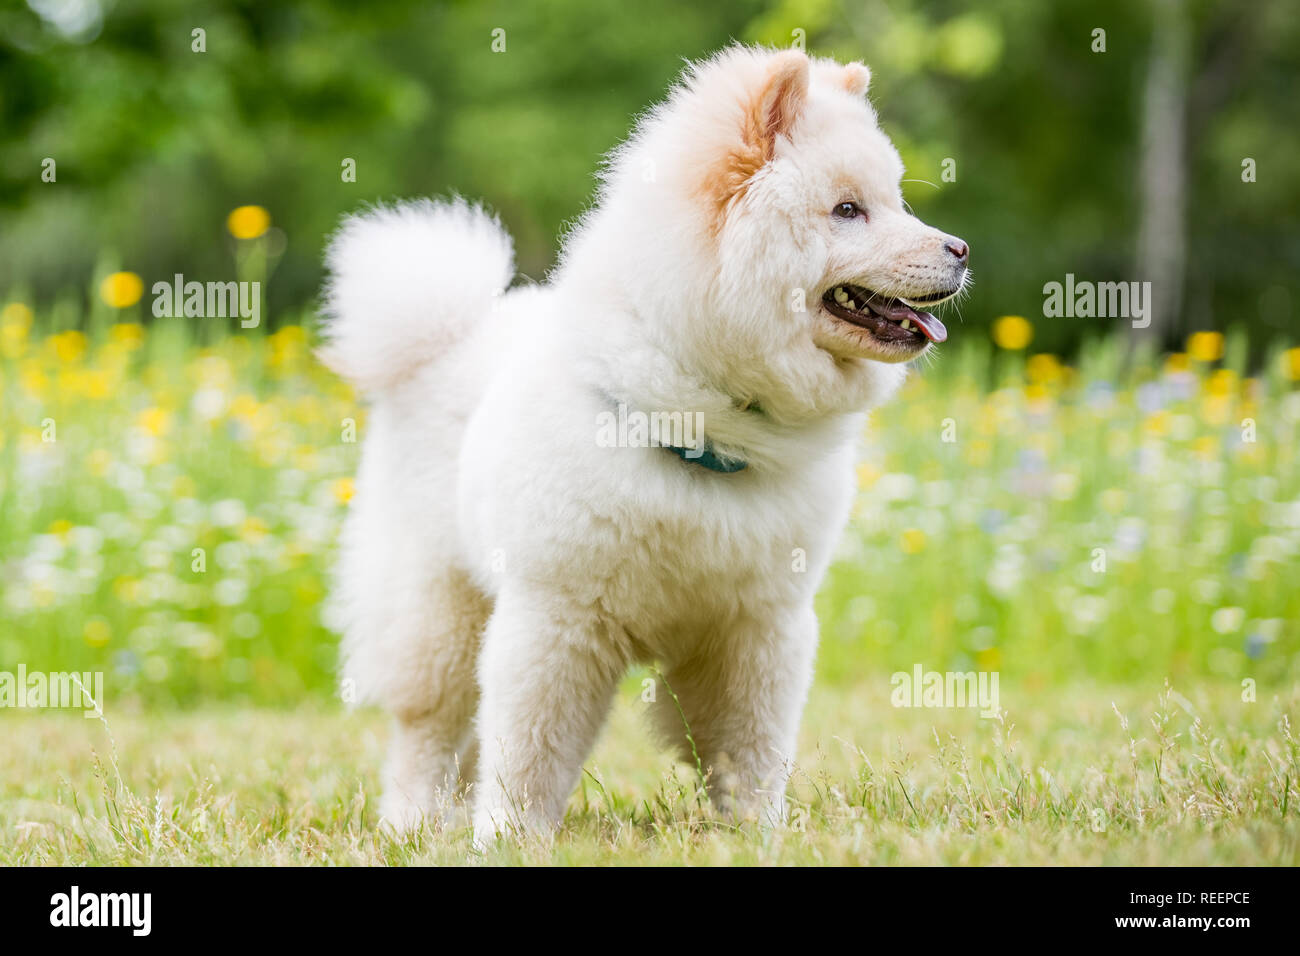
[
  {"xmin": 1, "ymin": 0, "xmax": 1298, "ymax": 708},
  {"xmin": 3, "ymin": 0, "xmax": 1298, "ymax": 352}
]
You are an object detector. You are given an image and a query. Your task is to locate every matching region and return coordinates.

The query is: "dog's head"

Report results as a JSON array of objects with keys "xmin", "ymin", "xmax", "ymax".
[
  {"xmin": 580, "ymin": 46, "xmax": 970, "ymax": 420},
  {"xmin": 706, "ymin": 48, "xmax": 968, "ymax": 362}
]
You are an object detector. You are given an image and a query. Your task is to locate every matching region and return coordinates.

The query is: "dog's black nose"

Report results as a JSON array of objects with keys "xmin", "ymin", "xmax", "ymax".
[{"xmin": 944, "ymin": 238, "xmax": 969, "ymax": 264}]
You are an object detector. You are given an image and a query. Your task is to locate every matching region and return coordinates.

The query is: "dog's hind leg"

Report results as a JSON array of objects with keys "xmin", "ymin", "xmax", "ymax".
[
  {"xmin": 381, "ymin": 707, "xmax": 477, "ymax": 833},
  {"xmin": 346, "ymin": 563, "xmax": 491, "ymax": 834}
]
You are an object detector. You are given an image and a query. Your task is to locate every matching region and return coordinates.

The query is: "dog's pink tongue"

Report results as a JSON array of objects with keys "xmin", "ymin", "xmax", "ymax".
[
  {"xmin": 874, "ymin": 298, "xmax": 948, "ymax": 344},
  {"xmin": 907, "ymin": 310, "xmax": 947, "ymax": 343}
]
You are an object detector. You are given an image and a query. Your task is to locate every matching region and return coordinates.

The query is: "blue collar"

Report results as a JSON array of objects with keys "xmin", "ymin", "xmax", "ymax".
[
  {"xmin": 664, "ymin": 439, "xmax": 748, "ymax": 473},
  {"xmin": 596, "ymin": 388, "xmax": 751, "ymax": 473}
]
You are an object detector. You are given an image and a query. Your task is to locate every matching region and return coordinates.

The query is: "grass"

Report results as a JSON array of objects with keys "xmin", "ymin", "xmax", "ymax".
[
  {"xmin": 2, "ymin": 303, "xmax": 1299, "ymax": 863},
  {"xmin": 2, "ymin": 679, "xmax": 1297, "ymax": 865}
]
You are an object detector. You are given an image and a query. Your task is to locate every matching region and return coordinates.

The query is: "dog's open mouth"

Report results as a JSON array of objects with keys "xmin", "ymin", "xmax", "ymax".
[{"xmin": 822, "ymin": 284, "xmax": 949, "ymax": 345}]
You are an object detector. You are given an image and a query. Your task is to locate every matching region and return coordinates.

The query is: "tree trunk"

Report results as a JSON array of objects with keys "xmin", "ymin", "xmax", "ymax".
[{"xmin": 1134, "ymin": 0, "xmax": 1192, "ymax": 350}]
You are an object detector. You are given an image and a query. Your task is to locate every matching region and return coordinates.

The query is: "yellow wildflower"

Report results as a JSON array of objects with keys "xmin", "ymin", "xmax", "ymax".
[
  {"xmin": 83, "ymin": 618, "xmax": 112, "ymax": 648},
  {"xmin": 1, "ymin": 302, "xmax": 32, "ymax": 329},
  {"xmin": 78, "ymin": 369, "xmax": 112, "ymax": 399},
  {"xmin": 50, "ymin": 329, "xmax": 87, "ymax": 363},
  {"xmin": 230, "ymin": 393, "xmax": 261, "ymax": 420},
  {"xmin": 137, "ymin": 406, "xmax": 171, "ymax": 436},
  {"xmin": 227, "ymin": 205, "xmax": 271, "ymax": 239},
  {"xmin": 109, "ymin": 323, "xmax": 145, "ymax": 349},
  {"xmin": 269, "ymin": 325, "xmax": 307, "ymax": 369},
  {"xmin": 100, "ymin": 271, "xmax": 144, "ymax": 309},
  {"xmin": 112, "ymin": 576, "xmax": 140, "ymax": 604},
  {"xmin": 1026, "ymin": 353, "xmax": 1063, "ymax": 386},
  {"xmin": 992, "ymin": 315, "xmax": 1033, "ymax": 350},
  {"xmin": 900, "ymin": 528, "xmax": 927, "ymax": 554},
  {"xmin": 1143, "ymin": 410, "xmax": 1171, "ymax": 436},
  {"xmin": 19, "ymin": 359, "xmax": 48, "ymax": 397},
  {"xmin": 1186, "ymin": 331, "xmax": 1223, "ymax": 363},
  {"xmin": 1200, "ymin": 395, "xmax": 1230, "ymax": 426},
  {"xmin": 1282, "ymin": 347, "xmax": 1300, "ymax": 382},
  {"xmin": 1205, "ymin": 368, "xmax": 1237, "ymax": 397},
  {"xmin": 1023, "ymin": 383, "xmax": 1050, "ymax": 406}
]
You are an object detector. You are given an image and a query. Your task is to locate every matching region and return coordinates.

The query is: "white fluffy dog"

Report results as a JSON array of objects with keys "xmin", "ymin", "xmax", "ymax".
[{"xmin": 319, "ymin": 45, "xmax": 969, "ymax": 843}]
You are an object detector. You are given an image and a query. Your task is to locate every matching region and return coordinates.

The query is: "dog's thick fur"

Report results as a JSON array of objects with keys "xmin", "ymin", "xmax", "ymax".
[{"xmin": 319, "ymin": 46, "xmax": 968, "ymax": 842}]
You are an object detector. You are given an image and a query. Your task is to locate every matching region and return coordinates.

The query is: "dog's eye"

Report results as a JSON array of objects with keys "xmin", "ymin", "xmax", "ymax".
[{"xmin": 832, "ymin": 202, "xmax": 865, "ymax": 221}]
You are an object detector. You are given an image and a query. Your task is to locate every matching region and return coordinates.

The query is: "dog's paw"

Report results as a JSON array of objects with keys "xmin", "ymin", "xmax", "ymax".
[
  {"xmin": 378, "ymin": 790, "xmax": 437, "ymax": 837},
  {"xmin": 470, "ymin": 806, "xmax": 514, "ymax": 851},
  {"xmin": 470, "ymin": 806, "xmax": 559, "ymax": 852}
]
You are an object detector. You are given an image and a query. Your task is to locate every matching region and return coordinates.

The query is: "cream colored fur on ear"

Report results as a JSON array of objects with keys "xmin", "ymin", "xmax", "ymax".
[
  {"xmin": 755, "ymin": 49, "xmax": 810, "ymax": 155},
  {"xmin": 842, "ymin": 61, "xmax": 872, "ymax": 96}
]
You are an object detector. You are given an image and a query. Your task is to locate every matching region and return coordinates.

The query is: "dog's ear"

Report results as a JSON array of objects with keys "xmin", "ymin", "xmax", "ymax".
[
  {"xmin": 841, "ymin": 61, "xmax": 871, "ymax": 97},
  {"xmin": 702, "ymin": 49, "xmax": 811, "ymax": 221},
  {"xmin": 753, "ymin": 49, "xmax": 810, "ymax": 159}
]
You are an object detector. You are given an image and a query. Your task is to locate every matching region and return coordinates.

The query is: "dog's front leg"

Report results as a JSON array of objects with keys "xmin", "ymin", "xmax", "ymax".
[
  {"xmin": 471, "ymin": 591, "xmax": 628, "ymax": 846},
  {"xmin": 656, "ymin": 606, "xmax": 818, "ymax": 825}
]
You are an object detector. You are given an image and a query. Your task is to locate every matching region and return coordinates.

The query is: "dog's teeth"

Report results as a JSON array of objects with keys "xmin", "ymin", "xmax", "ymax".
[
  {"xmin": 834, "ymin": 288, "xmax": 849, "ymax": 304},
  {"xmin": 901, "ymin": 319, "xmax": 913, "ymax": 331},
  {"xmin": 846, "ymin": 300, "xmax": 857, "ymax": 310}
]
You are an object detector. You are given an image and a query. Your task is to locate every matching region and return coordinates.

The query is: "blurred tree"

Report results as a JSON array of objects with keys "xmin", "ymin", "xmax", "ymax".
[{"xmin": 1135, "ymin": 0, "xmax": 1190, "ymax": 345}]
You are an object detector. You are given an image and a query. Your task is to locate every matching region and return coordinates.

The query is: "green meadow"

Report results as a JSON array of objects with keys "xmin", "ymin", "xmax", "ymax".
[{"xmin": 1, "ymin": 307, "xmax": 1297, "ymax": 863}]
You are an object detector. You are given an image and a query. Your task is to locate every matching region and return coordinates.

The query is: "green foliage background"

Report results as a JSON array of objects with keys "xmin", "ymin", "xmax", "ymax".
[{"xmin": 2, "ymin": 0, "xmax": 1298, "ymax": 354}]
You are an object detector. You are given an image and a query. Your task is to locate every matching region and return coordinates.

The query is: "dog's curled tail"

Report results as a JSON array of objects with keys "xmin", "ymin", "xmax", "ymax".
[{"xmin": 318, "ymin": 198, "xmax": 514, "ymax": 394}]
